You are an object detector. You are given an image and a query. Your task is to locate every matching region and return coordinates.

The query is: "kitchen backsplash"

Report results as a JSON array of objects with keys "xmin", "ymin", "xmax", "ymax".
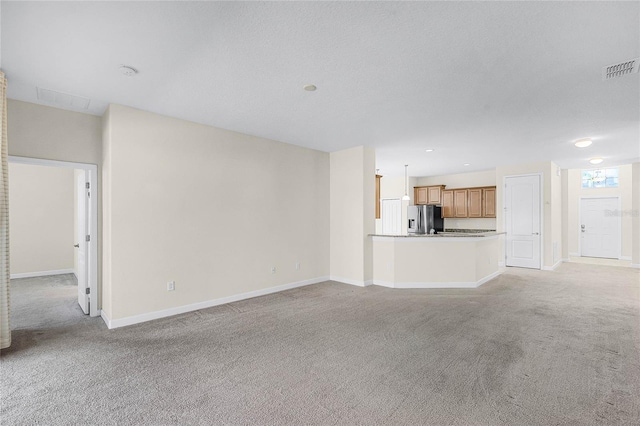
[{"xmin": 444, "ymin": 217, "xmax": 497, "ymax": 230}]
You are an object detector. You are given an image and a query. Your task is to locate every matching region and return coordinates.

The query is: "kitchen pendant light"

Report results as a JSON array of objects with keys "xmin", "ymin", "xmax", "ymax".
[{"xmin": 402, "ymin": 164, "xmax": 410, "ymax": 201}]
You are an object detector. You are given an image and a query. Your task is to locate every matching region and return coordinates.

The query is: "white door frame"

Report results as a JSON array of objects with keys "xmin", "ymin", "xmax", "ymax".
[
  {"xmin": 8, "ymin": 155, "xmax": 99, "ymax": 317},
  {"xmin": 503, "ymin": 173, "xmax": 544, "ymax": 270},
  {"xmin": 577, "ymin": 195, "xmax": 622, "ymax": 259}
]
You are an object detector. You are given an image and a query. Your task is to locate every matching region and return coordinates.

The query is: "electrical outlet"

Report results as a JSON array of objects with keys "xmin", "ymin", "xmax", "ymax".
[
  {"xmin": 167, "ymin": 281, "xmax": 175, "ymax": 291},
  {"xmin": 295, "ymin": 262, "xmax": 300, "ymax": 270},
  {"xmin": 271, "ymin": 266, "xmax": 276, "ymax": 274}
]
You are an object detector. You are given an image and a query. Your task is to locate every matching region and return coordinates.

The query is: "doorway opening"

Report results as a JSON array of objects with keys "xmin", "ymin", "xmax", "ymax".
[{"xmin": 8, "ymin": 156, "xmax": 99, "ymax": 317}]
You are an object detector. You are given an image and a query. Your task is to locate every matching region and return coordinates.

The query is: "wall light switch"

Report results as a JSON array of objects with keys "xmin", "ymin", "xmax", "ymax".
[{"xmin": 167, "ymin": 281, "xmax": 175, "ymax": 291}]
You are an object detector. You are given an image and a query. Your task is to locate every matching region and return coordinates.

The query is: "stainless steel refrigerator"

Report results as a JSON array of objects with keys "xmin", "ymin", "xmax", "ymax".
[{"xmin": 408, "ymin": 205, "xmax": 444, "ymax": 234}]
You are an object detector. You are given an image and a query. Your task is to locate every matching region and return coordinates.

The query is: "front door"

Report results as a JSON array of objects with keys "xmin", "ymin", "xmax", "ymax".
[
  {"xmin": 580, "ymin": 197, "xmax": 620, "ymax": 259},
  {"xmin": 505, "ymin": 175, "xmax": 541, "ymax": 269}
]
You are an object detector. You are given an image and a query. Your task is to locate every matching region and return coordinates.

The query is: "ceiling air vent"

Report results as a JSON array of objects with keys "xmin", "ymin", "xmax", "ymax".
[
  {"xmin": 36, "ymin": 87, "xmax": 91, "ymax": 110},
  {"xmin": 602, "ymin": 58, "xmax": 639, "ymax": 80}
]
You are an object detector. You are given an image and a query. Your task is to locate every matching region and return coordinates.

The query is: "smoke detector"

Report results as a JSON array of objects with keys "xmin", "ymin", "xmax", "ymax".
[
  {"xmin": 119, "ymin": 65, "xmax": 138, "ymax": 77},
  {"xmin": 602, "ymin": 58, "xmax": 639, "ymax": 80}
]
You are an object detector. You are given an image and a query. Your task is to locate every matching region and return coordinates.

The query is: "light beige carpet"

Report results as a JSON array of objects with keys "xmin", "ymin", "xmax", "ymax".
[{"xmin": 1, "ymin": 263, "xmax": 639, "ymax": 425}]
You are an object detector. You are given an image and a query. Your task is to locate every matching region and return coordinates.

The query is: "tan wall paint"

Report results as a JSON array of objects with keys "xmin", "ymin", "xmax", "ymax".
[
  {"xmin": 102, "ymin": 104, "xmax": 330, "ymax": 320},
  {"xmin": 372, "ymin": 237, "xmax": 499, "ymax": 285},
  {"xmin": 496, "ymin": 161, "xmax": 560, "ymax": 269},
  {"xmin": 9, "ymin": 163, "xmax": 74, "ymax": 274},
  {"xmin": 566, "ymin": 164, "xmax": 633, "ymax": 258},
  {"xmin": 329, "ymin": 146, "xmax": 375, "ymax": 284}
]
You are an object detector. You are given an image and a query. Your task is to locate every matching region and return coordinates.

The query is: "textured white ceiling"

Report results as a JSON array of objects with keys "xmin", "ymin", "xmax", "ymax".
[{"xmin": 2, "ymin": 1, "xmax": 639, "ymax": 176}]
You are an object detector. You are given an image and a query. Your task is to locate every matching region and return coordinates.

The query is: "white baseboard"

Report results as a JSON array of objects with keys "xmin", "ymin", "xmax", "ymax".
[
  {"xmin": 10, "ymin": 269, "xmax": 75, "ymax": 279},
  {"xmin": 372, "ymin": 270, "xmax": 502, "ymax": 289},
  {"xmin": 569, "ymin": 252, "xmax": 580, "ymax": 257},
  {"xmin": 102, "ymin": 276, "xmax": 330, "ymax": 329},
  {"xmin": 542, "ymin": 259, "xmax": 563, "ymax": 271},
  {"xmin": 329, "ymin": 276, "xmax": 369, "ymax": 287},
  {"xmin": 631, "ymin": 264, "xmax": 640, "ymax": 269},
  {"xmin": 619, "ymin": 256, "xmax": 632, "ymax": 261}
]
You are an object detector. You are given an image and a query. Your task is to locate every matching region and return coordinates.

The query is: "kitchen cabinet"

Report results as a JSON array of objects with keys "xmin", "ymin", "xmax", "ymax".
[
  {"xmin": 483, "ymin": 187, "xmax": 496, "ymax": 218},
  {"xmin": 454, "ymin": 189, "xmax": 468, "ymax": 217},
  {"xmin": 415, "ymin": 187, "xmax": 428, "ymax": 205},
  {"xmin": 414, "ymin": 185, "xmax": 446, "ymax": 205},
  {"xmin": 467, "ymin": 188, "xmax": 483, "ymax": 218},
  {"xmin": 442, "ymin": 190, "xmax": 454, "ymax": 218}
]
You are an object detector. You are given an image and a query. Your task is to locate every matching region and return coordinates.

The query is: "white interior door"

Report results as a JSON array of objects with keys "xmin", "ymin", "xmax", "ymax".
[
  {"xmin": 381, "ymin": 198, "xmax": 402, "ymax": 235},
  {"xmin": 580, "ymin": 197, "xmax": 620, "ymax": 259},
  {"xmin": 75, "ymin": 171, "xmax": 89, "ymax": 314},
  {"xmin": 505, "ymin": 175, "xmax": 541, "ymax": 269}
]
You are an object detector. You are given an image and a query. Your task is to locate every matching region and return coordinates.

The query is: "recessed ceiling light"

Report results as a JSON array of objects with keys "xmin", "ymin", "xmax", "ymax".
[
  {"xmin": 463, "ymin": 163, "xmax": 470, "ymax": 166},
  {"xmin": 425, "ymin": 149, "xmax": 434, "ymax": 152},
  {"xmin": 575, "ymin": 138, "xmax": 593, "ymax": 148},
  {"xmin": 303, "ymin": 84, "xmax": 317, "ymax": 91},
  {"xmin": 589, "ymin": 158, "xmax": 604, "ymax": 165},
  {"xmin": 119, "ymin": 65, "xmax": 138, "ymax": 77}
]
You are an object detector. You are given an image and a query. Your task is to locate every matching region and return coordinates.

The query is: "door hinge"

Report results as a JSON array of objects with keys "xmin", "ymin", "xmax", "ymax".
[
  {"xmin": 85, "ymin": 288, "xmax": 90, "ymax": 295},
  {"xmin": 85, "ymin": 235, "xmax": 91, "ymax": 242},
  {"xmin": 85, "ymin": 182, "xmax": 90, "ymax": 189}
]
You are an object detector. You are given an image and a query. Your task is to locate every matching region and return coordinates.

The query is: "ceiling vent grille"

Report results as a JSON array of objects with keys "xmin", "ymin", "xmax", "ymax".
[
  {"xmin": 602, "ymin": 58, "xmax": 639, "ymax": 80},
  {"xmin": 36, "ymin": 87, "xmax": 91, "ymax": 110}
]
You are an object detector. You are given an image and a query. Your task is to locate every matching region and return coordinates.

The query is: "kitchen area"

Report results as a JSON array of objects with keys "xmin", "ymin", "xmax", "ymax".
[{"xmin": 372, "ymin": 170, "xmax": 504, "ymax": 288}]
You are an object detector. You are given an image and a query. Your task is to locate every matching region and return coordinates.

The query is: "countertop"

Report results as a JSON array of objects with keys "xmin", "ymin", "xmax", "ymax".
[{"xmin": 370, "ymin": 231, "xmax": 504, "ymax": 238}]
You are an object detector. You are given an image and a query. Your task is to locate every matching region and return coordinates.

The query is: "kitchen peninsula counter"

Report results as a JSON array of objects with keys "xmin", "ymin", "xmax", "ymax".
[{"xmin": 370, "ymin": 232, "xmax": 503, "ymax": 288}]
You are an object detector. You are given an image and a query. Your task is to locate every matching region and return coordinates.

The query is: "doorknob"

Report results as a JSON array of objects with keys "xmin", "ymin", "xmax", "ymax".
[
  {"xmin": 74, "ymin": 244, "xmax": 80, "ymax": 248},
  {"xmin": 532, "ymin": 232, "xmax": 539, "ymax": 235}
]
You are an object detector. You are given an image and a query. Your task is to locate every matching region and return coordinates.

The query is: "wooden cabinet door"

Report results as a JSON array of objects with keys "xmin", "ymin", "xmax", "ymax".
[
  {"xmin": 454, "ymin": 189, "xmax": 468, "ymax": 217},
  {"xmin": 415, "ymin": 187, "xmax": 428, "ymax": 205},
  {"xmin": 468, "ymin": 188, "xmax": 482, "ymax": 218},
  {"xmin": 442, "ymin": 190, "xmax": 454, "ymax": 218},
  {"xmin": 427, "ymin": 186, "xmax": 442, "ymax": 204},
  {"xmin": 483, "ymin": 187, "xmax": 496, "ymax": 218}
]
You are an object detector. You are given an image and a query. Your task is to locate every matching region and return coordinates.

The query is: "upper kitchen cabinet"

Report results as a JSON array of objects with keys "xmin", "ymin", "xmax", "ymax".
[
  {"xmin": 482, "ymin": 187, "xmax": 496, "ymax": 218},
  {"xmin": 467, "ymin": 188, "xmax": 483, "ymax": 218},
  {"xmin": 442, "ymin": 190, "xmax": 454, "ymax": 218},
  {"xmin": 414, "ymin": 185, "xmax": 446, "ymax": 205},
  {"xmin": 453, "ymin": 189, "xmax": 468, "ymax": 217}
]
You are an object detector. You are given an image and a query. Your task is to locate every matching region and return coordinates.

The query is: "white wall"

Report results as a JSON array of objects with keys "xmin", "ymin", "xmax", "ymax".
[
  {"xmin": 9, "ymin": 163, "xmax": 74, "ymax": 275},
  {"xmin": 329, "ymin": 146, "xmax": 375, "ymax": 285},
  {"xmin": 566, "ymin": 164, "xmax": 633, "ymax": 259},
  {"xmin": 102, "ymin": 104, "xmax": 330, "ymax": 321},
  {"xmin": 415, "ymin": 169, "xmax": 497, "ymax": 230}
]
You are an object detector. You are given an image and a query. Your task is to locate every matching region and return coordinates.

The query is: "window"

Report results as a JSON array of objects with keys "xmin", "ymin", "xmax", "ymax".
[{"xmin": 581, "ymin": 168, "xmax": 619, "ymax": 188}]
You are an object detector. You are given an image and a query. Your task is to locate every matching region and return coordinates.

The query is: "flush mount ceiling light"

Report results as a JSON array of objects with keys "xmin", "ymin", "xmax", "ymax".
[
  {"xmin": 463, "ymin": 163, "xmax": 470, "ymax": 166},
  {"xmin": 303, "ymin": 84, "xmax": 317, "ymax": 91},
  {"xmin": 574, "ymin": 138, "xmax": 593, "ymax": 148},
  {"xmin": 589, "ymin": 158, "xmax": 604, "ymax": 165},
  {"xmin": 402, "ymin": 165, "xmax": 411, "ymax": 201},
  {"xmin": 119, "ymin": 65, "xmax": 138, "ymax": 77},
  {"xmin": 425, "ymin": 149, "xmax": 434, "ymax": 152}
]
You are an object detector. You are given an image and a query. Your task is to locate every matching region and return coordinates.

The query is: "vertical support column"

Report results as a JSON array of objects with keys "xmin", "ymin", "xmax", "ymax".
[{"xmin": 329, "ymin": 146, "xmax": 376, "ymax": 286}]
